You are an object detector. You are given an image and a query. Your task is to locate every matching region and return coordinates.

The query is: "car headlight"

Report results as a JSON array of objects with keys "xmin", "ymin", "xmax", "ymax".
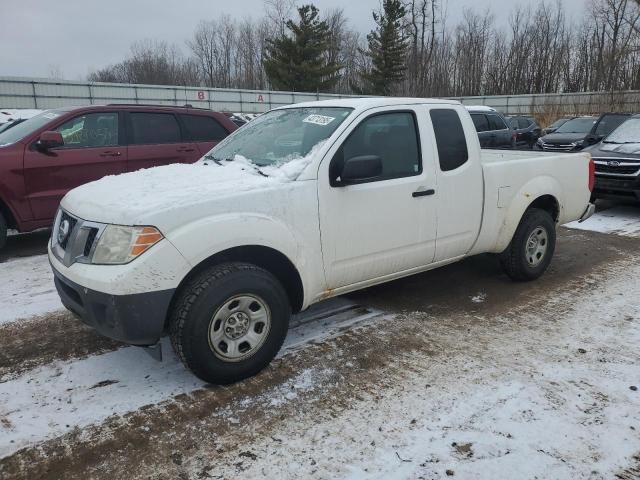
[
  {"xmin": 536, "ymin": 138, "xmax": 543, "ymax": 145},
  {"xmin": 92, "ymin": 225, "xmax": 163, "ymax": 264},
  {"xmin": 571, "ymin": 140, "xmax": 584, "ymax": 148}
]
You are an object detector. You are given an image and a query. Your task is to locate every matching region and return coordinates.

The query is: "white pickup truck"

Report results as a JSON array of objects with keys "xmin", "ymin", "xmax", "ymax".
[{"xmin": 49, "ymin": 98, "xmax": 595, "ymax": 384}]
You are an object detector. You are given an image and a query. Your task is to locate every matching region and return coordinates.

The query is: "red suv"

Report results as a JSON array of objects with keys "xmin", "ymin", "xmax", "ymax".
[{"xmin": 0, "ymin": 104, "xmax": 237, "ymax": 248}]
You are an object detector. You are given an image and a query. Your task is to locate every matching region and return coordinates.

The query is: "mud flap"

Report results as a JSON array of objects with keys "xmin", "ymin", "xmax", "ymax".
[{"xmin": 141, "ymin": 343, "xmax": 163, "ymax": 362}]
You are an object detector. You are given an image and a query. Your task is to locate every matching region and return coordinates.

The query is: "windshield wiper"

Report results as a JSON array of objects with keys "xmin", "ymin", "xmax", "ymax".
[
  {"xmin": 203, "ymin": 154, "xmax": 223, "ymax": 166},
  {"xmin": 204, "ymin": 154, "xmax": 268, "ymax": 177}
]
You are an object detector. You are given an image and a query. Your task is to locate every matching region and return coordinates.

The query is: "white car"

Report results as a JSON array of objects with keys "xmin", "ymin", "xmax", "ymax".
[{"xmin": 49, "ymin": 98, "xmax": 595, "ymax": 384}]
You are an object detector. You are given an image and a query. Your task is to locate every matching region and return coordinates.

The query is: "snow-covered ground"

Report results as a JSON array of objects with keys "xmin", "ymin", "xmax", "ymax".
[
  {"xmin": 0, "ymin": 298, "xmax": 382, "ymax": 458},
  {"xmin": 565, "ymin": 205, "xmax": 640, "ymax": 237},
  {"xmin": 0, "ymin": 205, "xmax": 639, "ymax": 478},
  {"xmin": 0, "ymin": 254, "xmax": 62, "ymax": 324},
  {"xmin": 203, "ymin": 258, "xmax": 639, "ymax": 480}
]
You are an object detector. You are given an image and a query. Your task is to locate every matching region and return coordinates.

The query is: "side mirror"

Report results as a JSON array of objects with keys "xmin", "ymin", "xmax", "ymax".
[
  {"xmin": 339, "ymin": 155, "xmax": 383, "ymax": 185},
  {"xmin": 37, "ymin": 131, "xmax": 64, "ymax": 151},
  {"xmin": 585, "ymin": 134, "xmax": 600, "ymax": 145}
]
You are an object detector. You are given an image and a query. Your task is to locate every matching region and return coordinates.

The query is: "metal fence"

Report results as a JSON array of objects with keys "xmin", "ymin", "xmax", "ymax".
[
  {"xmin": 0, "ymin": 76, "xmax": 361, "ymax": 113},
  {"xmin": 2, "ymin": 76, "xmax": 639, "ymax": 115}
]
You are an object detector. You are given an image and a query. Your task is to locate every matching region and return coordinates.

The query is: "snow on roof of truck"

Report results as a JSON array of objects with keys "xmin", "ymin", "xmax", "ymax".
[{"xmin": 276, "ymin": 97, "xmax": 460, "ymax": 111}]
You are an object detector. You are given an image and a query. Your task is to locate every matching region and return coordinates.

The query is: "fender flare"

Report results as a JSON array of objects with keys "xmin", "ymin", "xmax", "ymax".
[{"xmin": 493, "ymin": 176, "xmax": 563, "ymax": 253}]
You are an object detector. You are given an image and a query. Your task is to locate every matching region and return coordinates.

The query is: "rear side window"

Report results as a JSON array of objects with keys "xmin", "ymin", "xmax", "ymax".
[
  {"xmin": 487, "ymin": 114, "xmax": 507, "ymax": 131},
  {"xmin": 430, "ymin": 109, "xmax": 469, "ymax": 172},
  {"xmin": 129, "ymin": 113, "xmax": 181, "ymax": 145},
  {"xmin": 471, "ymin": 113, "xmax": 489, "ymax": 132},
  {"xmin": 518, "ymin": 118, "xmax": 532, "ymax": 129},
  {"xmin": 181, "ymin": 114, "xmax": 228, "ymax": 141}
]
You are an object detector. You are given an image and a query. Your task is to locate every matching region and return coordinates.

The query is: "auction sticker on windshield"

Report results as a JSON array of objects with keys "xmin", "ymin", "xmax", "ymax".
[{"xmin": 303, "ymin": 114, "xmax": 336, "ymax": 126}]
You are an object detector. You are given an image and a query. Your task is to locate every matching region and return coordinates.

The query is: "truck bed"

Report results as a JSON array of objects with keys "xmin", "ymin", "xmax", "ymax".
[{"xmin": 470, "ymin": 149, "xmax": 592, "ymax": 255}]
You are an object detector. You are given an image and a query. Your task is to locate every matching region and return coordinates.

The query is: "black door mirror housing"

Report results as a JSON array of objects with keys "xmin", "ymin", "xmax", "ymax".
[
  {"xmin": 339, "ymin": 155, "xmax": 383, "ymax": 185},
  {"xmin": 37, "ymin": 131, "xmax": 64, "ymax": 151}
]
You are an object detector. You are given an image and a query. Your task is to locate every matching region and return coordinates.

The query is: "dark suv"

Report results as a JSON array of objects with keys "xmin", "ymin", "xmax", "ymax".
[
  {"xmin": 536, "ymin": 113, "xmax": 631, "ymax": 152},
  {"xmin": 0, "ymin": 104, "xmax": 237, "ymax": 248},
  {"xmin": 585, "ymin": 114, "xmax": 640, "ymax": 201},
  {"xmin": 466, "ymin": 106, "xmax": 515, "ymax": 149}
]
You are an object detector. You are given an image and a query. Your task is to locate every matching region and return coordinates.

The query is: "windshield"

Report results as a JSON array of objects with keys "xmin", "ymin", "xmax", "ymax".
[
  {"xmin": 207, "ymin": 107, "xmax": 352, "ymax": 167},
  {"xmin": 0, "ymin": 110, "xmax": 63, "ymax": 146},
  {"xmin": 595, "ymin": 115, "xmax": 628, "ymax": 136},
  {"xmin": 555, "ymin": 117, "xmax": 596, "ymax": 134},
  {"xmin": 603, "ymin": 118, "xmax": 640, "ymax": 144},
  {"xmin": 549, "ymin": 118, "xmax": 568, "ymax": 129}
]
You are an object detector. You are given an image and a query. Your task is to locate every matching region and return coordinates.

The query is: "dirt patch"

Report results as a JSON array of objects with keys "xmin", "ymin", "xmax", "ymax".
[{"xmin": 0, "ymin": 311, "xmax": 121, "ymax": 382}]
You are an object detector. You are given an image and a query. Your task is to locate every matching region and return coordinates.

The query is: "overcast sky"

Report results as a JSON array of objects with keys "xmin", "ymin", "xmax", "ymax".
[{"xmin": 2, "ymin": 0, "xmax": 585, "ymax": 80}]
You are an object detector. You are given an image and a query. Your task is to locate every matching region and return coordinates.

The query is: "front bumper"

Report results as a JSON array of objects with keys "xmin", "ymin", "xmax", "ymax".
[
  {"xmin": 52, "ymin": 264, "xmax": 174, "ymax": 345},
  {"xmin": 593, "ymin": 175, "xmax": 640, "ymax": 201}
]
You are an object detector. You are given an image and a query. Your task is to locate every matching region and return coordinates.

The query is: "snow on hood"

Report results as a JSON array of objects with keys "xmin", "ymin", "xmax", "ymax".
[
  {"xmin": 599, "ymin": 142, "xmax": 640, "ymax": 155},
  {"xmin": 62, "ymin": 144, "xmax": 322, "ymax": 226}
]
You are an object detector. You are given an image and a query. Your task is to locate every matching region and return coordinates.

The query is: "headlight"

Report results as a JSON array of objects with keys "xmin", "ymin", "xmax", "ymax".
[
  {"xmin": 571, "ymin": 140, "xmax": 584, "ymax": 148},
  {"xmin": 536, "ymin": 138, "xmax": 543, "ymax": 145},
  {"xmin": 92, "ymin": 225, "xmax": 163, "ymax": 264}
]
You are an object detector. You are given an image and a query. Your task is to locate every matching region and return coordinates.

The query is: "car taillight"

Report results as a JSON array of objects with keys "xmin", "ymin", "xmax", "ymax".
[{"xmin": 588, "ymin": 157, "xmax": 595, "ymax": 192}]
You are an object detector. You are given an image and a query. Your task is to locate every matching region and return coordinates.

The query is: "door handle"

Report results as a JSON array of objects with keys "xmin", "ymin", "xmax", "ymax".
[
  {"xmin": 177, "ymin": 147, "xmax": 195, "ymax": 153},
  {"xmin": 412, "ymin": 189, "xmax": 435, "ymax": 198},
  {"xmin": 99, "ymin": 151, "xmax": 121, "ymax": 157}
]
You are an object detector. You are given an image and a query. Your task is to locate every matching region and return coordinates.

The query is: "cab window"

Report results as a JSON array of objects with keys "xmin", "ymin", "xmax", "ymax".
[{"xmin": 331, "ymin": 111, "xmax": 421, "ymax": 185}]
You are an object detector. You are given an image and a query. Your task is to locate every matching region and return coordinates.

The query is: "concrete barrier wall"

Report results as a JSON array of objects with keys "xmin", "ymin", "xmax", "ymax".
[{"xmin": 1, "ymin": 76, "xmax": 639, "ymax": 115}]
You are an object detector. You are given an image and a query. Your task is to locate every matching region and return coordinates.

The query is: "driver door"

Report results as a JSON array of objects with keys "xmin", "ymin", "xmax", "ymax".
[{"xmin": 318, "ymin": 107, "xmax": 438, "ymax": 289}]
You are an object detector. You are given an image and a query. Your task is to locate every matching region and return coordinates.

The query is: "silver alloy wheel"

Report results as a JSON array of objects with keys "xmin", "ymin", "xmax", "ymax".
[
  {"xmin": 525, "ymin": 225, "xmax": 548, "ymax": 267},
  {"xmin": 208, "ymin": 294, "xmax": 271, "ymax": 362}
]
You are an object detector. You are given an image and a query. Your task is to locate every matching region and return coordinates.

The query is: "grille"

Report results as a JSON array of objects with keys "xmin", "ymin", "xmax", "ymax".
[
  {"xmin": 541, "ymin": 143, "xmax": 575, "ymax": 151},
  {"xmin": 595, "ymin": 164, "xmax": 640, "ymax": 175},
  {"xmin": 58, "ymin": 212, "xmax": 78, "ymax": 250}
]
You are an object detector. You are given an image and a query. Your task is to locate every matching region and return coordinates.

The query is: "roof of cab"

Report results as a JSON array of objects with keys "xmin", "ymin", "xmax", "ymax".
[{"xmin": 275, "ymin": 97, "xmax": 461, "ymax": 111}]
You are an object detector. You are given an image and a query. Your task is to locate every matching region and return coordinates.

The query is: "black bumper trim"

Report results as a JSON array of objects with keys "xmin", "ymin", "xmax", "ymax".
[
  {"xmin": 594, "ymin": 176, "xmax": 640, "ymax": 200},
  {"xmin": 52, "ymin": 266, "xmax": 175, "ymax": 346}
]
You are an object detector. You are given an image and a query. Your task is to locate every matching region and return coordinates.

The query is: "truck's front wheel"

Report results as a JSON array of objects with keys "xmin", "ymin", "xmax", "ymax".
[
  {"xmin": 500, "ymin": 208, "xmax": 556, "ymax": 281},
  {"xmin": 169, "ymin": 262, "xmax": 290, "ymax": 384}
]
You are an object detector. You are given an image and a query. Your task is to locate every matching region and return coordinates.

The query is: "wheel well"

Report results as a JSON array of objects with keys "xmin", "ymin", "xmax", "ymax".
[
  {"xmin": 0, "ymin": 199, "xmax": 17, "ymax": 230},
  {"xmin": 167, "ymin": 245, "xmax": 304, "ymax": 327},
  {"xmin": 527, "ymin": 195, "xmax": 559, "ymax": 223}
]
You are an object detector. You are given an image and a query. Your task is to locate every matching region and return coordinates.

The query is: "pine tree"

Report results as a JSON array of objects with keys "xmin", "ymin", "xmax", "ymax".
[
  {"xmin": 263, "ymin": 5, "xmax": 342, "ymax": 92},
  {"xmin": 358, "ymin": 0, "xmax": 409, "ymax": 96}
]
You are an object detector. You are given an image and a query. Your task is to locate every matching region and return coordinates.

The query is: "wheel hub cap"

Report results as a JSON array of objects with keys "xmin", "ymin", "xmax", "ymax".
[
  {"xmin": 208, "ymin": 294, "xmax": 271, "ymax": 362},
  {"xmin": 526, "ymin": 226, "xmax": 548, "ymax": 267}
]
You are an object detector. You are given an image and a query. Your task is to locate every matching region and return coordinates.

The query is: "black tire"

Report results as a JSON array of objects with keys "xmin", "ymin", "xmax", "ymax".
[
  {"xmin": 499, "ymin": 208, "xmax": 556, "ymax": 281},
  {"xmin": 0, "ymin": 212, "xmax": 7, "ymax": 250},
  {"xmin": 169, "ymin": 262, "xmax": 290, "ymax": 384}
]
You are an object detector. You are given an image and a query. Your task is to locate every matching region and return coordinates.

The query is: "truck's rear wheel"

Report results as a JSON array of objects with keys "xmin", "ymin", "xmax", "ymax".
[
  {"xmin": 500, "ymin": 208, "xmax": 556, "ymax": 281},
  {"xmin": 169, "ymin": 262, "xmax": 290, "ymax": 384},
  {"xmin": 0, "ymin": 212, "xmax": 7, "ymax": 250}
]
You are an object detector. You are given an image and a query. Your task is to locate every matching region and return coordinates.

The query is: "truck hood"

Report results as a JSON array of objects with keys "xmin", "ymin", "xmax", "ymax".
[
  {"xmin": 61, "ymin": 157, "xmax": 312, "ymax": 229},
  {"xmin": 592, "ymin": 142, "xmax": 640, "ymax": 156}
]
